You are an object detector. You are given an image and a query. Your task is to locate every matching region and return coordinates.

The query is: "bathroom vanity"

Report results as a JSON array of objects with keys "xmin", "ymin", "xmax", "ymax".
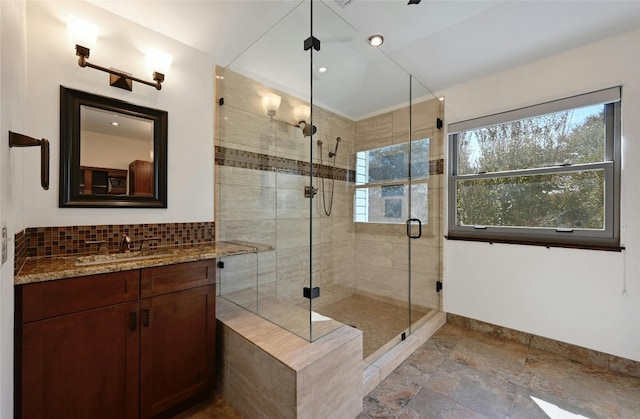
[{"xmin": 14, "ymin": 241, "xmax": 267, "ymax": 418}]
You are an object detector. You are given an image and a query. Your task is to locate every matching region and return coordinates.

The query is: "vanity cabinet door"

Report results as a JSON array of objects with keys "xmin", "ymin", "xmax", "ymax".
[
  {"xmin": 139, "ymin": 284, "xmax": 216, "ymax": 418},
  {"xmin": 21, "ymin": 301, "xmax": 140, "ymax": 419},
  {"xmin": 139, "ymin": 260, "xmax": 216, "ymax": 418}
]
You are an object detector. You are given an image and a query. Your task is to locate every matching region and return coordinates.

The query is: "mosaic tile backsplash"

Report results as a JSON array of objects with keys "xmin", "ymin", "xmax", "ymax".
[{"xmin": 14, "ymin": 222, "xmax": 215, "ymax": 275}]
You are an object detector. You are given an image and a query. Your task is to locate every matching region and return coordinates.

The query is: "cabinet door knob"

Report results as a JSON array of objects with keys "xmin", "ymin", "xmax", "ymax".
[{"xmin": 130, "ymin": 312, "xmax": 137, "ymax": 331}]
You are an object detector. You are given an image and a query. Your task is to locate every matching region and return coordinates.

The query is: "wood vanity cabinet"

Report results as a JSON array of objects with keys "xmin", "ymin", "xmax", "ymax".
[
  {"xmin": 139, "ymin": 261, "xmax": 216, "ymax": 418},
  {"xmin": 15, "ymin": 259, "xmax": 216, "ymax": 419}
]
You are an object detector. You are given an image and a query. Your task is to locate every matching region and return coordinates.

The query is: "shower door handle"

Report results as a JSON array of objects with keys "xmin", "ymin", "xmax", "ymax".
[{"xmin": 406, "ymin": 218, "xmax": 422, "ymax": 239}]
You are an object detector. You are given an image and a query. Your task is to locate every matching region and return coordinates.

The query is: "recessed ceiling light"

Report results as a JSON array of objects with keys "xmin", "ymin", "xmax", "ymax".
[
  {"xmin": 318, "ymin": 67, "xmax": 328, "ymax": 73},
  {"xmin": 111, "ymin": 122, "xmax": 119, "ymax": 126},
  {"xmin": 368, "ymin": 35, "xmax": 384, "ymax": 47}
]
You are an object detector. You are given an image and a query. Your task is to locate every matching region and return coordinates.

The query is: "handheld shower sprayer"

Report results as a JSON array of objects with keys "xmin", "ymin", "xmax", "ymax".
[
  {"xmin": 317, "ymin": 136, "xmax": 342, "ymax": 216},
  {"xmin": 329, "ymin": 137, "xmax": 341, "ymax": 158}
]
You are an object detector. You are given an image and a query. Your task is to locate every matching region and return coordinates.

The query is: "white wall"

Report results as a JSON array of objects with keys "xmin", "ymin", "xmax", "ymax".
[
  {"xmin": 24, "ymin": 1, "xmax": 215, "ymax": 226},
  {"xmin": 0, "ymin": 1, "xmax": 217, "ymax": 414},
  {"xmin": 440, "ymin": 28, "xmax": 640, "ymax": 362},
  {"xmin": 81, "ymin": 131, "xmax": 153, "ymax": 171},
  {"xmin": 0, "ymin": 1, "xmax": 27, "ymax": 416}
]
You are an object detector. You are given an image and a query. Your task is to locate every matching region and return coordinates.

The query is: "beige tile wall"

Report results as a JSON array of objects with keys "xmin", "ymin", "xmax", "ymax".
[
  {"xmin": 215, "ymin": 67, "xmax": 357, "ymax": 339},
  {"xmin": 215, "ymin": 65, "xmax": 445, "ymax": 338},
  {"xmin": 354, "ymin": 96, "xmax": 445, "ymax": 312}
]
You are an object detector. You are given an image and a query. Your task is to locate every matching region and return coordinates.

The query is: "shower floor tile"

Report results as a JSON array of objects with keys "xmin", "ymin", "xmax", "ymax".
[{"xmin": 316, "ymin": 294, "xmax": 431, "ymax": 359}]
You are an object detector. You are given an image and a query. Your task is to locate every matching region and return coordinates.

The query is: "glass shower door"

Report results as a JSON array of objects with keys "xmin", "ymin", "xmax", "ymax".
[{"xmin": 408, "ymin": 76, "xmax": 444, "ymax": 334}]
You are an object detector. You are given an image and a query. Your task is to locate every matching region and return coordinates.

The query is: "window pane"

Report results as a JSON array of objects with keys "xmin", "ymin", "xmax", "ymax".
[
  {"xmin": 355, "ymin": 183, "xmax": 428, "ymax": 224},
  {"xmin": 356, "ymin": 138, "xmax": 430, "ymax": 185},
  {"xmin": 457, "ymin": 105, "xmax": 605, "ymax": 175},
  {"xmin": 456, "ymin": 170, "xmax": 604, "ymax": 229}
]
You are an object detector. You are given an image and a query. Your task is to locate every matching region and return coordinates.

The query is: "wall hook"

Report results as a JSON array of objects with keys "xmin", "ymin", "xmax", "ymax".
[{"xmin": 9, "ymin": 131, "xmax": 50, "ymax": 190}]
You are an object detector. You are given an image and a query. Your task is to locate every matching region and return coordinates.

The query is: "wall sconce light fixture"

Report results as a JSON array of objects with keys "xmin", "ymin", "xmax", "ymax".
[
  {"xmin": 293, "ymin": 104, "xmax": 316, "ymax": 137},
  {"xmin": 262, "ymin": 93, "xmax": 282, "ymax": 119},
  {"xmin": 67, "ymin": 15, "xmax": 172, "ymax": 91},
  {"xmin": 293, "ymin": 105, "xmax": 311, "ymax": 125}
]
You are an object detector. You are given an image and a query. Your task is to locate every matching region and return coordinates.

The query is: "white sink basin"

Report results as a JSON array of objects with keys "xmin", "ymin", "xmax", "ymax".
[{"xmin": 75, "ymin": 251, "xmax": 173, "ymax": 266}]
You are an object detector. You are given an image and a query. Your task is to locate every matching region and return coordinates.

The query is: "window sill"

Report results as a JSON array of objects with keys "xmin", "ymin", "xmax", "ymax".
[{"xmin": 445, "ymin": 235, "xmax": 624, "ymax": 252}]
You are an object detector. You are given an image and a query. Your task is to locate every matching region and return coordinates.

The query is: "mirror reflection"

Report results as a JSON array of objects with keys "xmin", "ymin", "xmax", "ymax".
[
  {"xmin": 79, "ymin": 106, "xmax": 154, "ymax": 196},
  {"xmin": 59, "ymin": 86, "xmax": 168, "ymax": 208}
]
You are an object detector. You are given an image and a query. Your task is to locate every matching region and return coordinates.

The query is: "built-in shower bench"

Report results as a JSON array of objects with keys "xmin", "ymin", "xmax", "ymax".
[{"xmin": 216, "ymin": 297, "xmax": 364, "ymax": 418}]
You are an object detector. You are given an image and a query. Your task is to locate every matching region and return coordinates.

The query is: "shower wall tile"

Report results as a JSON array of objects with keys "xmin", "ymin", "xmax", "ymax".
[
  {"xmin": 217, "ymin": 165, "xmax": 276, "ymax": 188},
  {"xmin": 277, "ymin": 187, "xmax": 311, "ymax": 219},
  {"xmin": 275, "ymin": 124, "xmax": 313, "ymax": 163},
  {"xmin": 216, "ymin": 66, "xmax": 444, "ymax": 316},
  {"xmin": 393, "ymin": 239, "xmax": 441, "ymax": 275},
  {"xmin": 217, "ymin": 67, "xmax": 267, "ymax": 117},
  {"xmin": 275, "ymin": 171, "xmax": 308, "ymax": 190},
  {"xmin": 319, "ymin": 215, "xmax": 354, "ymax": 244},
  {"xmin": 216, "ymin": 219, "xmax": 276, "ymax": 246},
  {"xmin": 316, "ymin": 107, "xmax": 356, "ymax": 169},
  {"xmin": 276, "ymin": 218, "xmax": 319, "ymax": 250},
  {"xmin": 392, "ymin": 97, "xmax": 443, "ymax": 136},
  {"xmin": 354, "ymin": 263, "xmax": 396, "ymax": 301},
  {"xmin": 219, "ymin": 184, "xmax": 276, "ymax": 222},
  {"xmin": 355, "ymin": 238, "xmax": 393, "ymax": 269},
  {"xmin": 318, "ymin": 241, "xmax": 354, "ymax": 276},
  {"xmin": 217, "ymin": 252, "xmax": 260, "ymax": 295},
  {"xmin": 319, "ymin": 108, "xmax": 356, "ymax": 145},
  {"xmin": 315, "ymin": 187, "xmax": 352, "ymax": 220},
  {"xmin": 219, "ymin": 105, "xmax": 276, "ymax": 155},
  {"xmin": 276, "ymin": 245, "xmax": 320, "ymax": 281},
  {"xmin": 355, "ymin": 113, "xmax": 393, "ymax": 152}
]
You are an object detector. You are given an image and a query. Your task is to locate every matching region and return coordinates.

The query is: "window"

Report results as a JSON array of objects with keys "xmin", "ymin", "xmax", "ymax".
[
  {"xmin": 448, "ymin": 87, "xmax": 621, "ymax": 249},
  {"xmin": 355, "ymin": 139, "xmax": 430, "ymax": 224}
]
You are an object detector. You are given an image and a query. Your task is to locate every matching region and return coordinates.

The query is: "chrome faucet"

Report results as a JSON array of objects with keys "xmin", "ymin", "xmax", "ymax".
[{"xmin": 119, "ymin": 234, "xmax": 132, "ymax": 253}]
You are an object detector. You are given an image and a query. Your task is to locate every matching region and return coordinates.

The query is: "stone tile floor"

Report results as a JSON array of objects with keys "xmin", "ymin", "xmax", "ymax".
[
  {"xmin": 358, "ymin": 324, "xmax": 640, "ymax": 419},
  {"xmin": 180, "ymin": 323, "xmax": 640, "ymax": 418}
]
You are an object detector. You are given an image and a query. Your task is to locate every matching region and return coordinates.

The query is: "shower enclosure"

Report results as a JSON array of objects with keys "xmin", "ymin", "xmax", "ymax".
[{"xmin": 215, "ymin": 0, "xmax": 443, "ymax": 363}]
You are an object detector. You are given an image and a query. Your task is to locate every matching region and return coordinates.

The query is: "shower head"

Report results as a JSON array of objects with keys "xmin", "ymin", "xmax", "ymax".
[
  {"xmin": 300, "ymin": 122, "xmax": 317, "ymax": 137},
  {"xmin": 329, "ymin": 137, "xmax": 341, "ymax": 158}
]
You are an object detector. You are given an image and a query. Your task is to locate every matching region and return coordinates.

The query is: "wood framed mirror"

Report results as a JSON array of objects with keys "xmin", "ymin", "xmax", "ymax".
[{"xmin": 59, "ymin": 86, "xmax": 168, "ymax": 208}]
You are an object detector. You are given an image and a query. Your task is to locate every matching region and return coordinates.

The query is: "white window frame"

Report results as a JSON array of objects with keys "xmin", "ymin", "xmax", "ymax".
[
  {"xmin": 447, "ymin": 87, "xmax": 621, "ymax": 250},
  {"xmin": 354, "ymin": 139, "xmax": 431, "ymax": 225}
]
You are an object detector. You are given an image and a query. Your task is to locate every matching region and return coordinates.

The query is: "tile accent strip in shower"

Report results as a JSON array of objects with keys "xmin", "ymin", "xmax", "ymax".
[
  {"xmin": 215, "ymin": 145, "xmax": 354, "ymax": 181},
  {"xmin": 215, "ymin": 145, "xmax": 445, "ymax": 179}
]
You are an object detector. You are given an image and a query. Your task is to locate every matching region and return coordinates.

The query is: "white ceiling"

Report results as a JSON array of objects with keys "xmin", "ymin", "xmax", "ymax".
[{"xmin": 88, "ymin": 0, "xmax": 640, "ymax": 119}]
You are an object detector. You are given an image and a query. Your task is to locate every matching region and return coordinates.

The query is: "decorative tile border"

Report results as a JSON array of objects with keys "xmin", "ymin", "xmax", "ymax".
[
  {"xmin": 447, "ymin": 313, "xmax": 640, "ymax": 378},
  {"xmin": 14, "ymin": 222, "xmax": 215, "ymax": 275},
  {"xmin": 215, "ymin": 146, "xmax": 444, "ymax": 180},
  {"xmin": 215, "ymin": 146, "xmax": 354, "ymax": 181}
]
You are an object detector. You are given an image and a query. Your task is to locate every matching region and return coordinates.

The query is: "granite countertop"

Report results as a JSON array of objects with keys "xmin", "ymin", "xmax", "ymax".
[{"xmin": 15, "ymin": 241, "xmax": 274, "ymax": 285}]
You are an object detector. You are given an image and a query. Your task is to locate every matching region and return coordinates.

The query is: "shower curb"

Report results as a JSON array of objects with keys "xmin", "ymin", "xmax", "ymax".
[{"xmin": 362, "ymin": 310, "xmax": 446, "ymax": 395}]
